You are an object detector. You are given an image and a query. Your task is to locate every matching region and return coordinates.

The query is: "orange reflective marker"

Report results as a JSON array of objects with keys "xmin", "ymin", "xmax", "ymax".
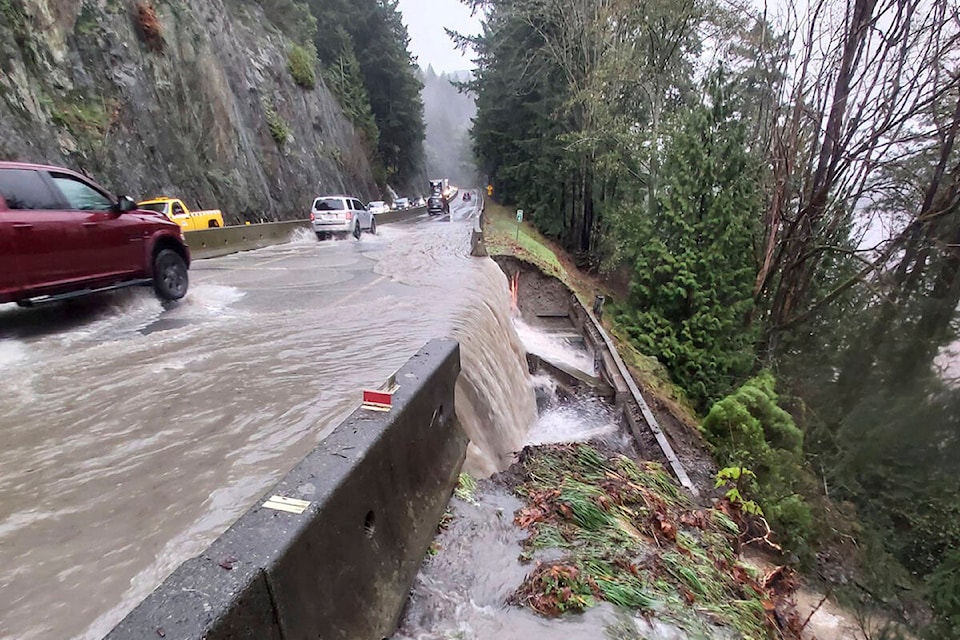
[{"xmin": 362, "ymin": 373, "xmax": 399, "ymax": 412}]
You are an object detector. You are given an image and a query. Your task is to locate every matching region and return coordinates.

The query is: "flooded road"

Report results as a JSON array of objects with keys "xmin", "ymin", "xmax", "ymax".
[{"xmin": 0, "ymin": 194, "xmax": 535, "ymax": 640}]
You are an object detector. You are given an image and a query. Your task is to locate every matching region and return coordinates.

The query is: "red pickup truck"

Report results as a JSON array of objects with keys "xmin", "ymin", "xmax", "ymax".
[{"xmin": 0, "ymin": 162, "xmax": 191, "ymax": 306}]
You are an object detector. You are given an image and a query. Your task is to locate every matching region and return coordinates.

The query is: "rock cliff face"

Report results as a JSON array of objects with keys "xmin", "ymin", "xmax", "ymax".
[{"xmin": 0, "ymin": 0, "xmax": 378, "ymax": 223}]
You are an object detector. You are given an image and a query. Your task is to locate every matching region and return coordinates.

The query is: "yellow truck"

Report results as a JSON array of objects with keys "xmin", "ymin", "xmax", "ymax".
[{"xmin": 137, "ymin": 197, "xmax": 225, "ymax": 231}]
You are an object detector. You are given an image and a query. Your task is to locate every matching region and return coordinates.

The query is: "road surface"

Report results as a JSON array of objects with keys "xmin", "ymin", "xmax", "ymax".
[{"xmin": 0, "ymin": 195, "xmax": 490, "ymax": 639}]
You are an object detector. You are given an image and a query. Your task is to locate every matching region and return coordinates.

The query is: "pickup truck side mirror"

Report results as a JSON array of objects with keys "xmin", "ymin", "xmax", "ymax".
[{"xmin": 116, "ymin": 196, "xmax": 137, "ymax": 213}]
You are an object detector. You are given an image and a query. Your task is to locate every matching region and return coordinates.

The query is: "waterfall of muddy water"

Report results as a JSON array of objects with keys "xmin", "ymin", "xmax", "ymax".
[
  {"xmin": 0, "ymin": 200, "xmax": 535, "ymax": 640},
  {"xmin": 371, "ymin": 222, "xmax": 538, "ymax": 477}
]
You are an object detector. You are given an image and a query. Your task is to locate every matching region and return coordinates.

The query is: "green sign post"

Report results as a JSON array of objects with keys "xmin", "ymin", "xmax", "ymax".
[{"xmin": 516, "ymin": 209, "xmax": 524, "ymax": 242}]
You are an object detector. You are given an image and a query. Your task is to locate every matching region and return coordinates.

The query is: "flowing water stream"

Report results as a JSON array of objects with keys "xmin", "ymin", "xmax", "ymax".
[
  {"xmin": 0, "ymin": 199, "xmax": 540, "ymax": 639},
  {"xmin": 393, "ymin": 321, "xmax": 692, "ymax": 640}
]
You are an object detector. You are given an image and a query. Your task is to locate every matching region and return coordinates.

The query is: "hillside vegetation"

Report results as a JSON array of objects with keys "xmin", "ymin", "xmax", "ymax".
[
  {"xmin": 0, "ymin": 0, "xmax": 426, "ymax": 220},
  {"xmin": 466, "ymin": 0, "xmax": 960, "ymax": 635}
]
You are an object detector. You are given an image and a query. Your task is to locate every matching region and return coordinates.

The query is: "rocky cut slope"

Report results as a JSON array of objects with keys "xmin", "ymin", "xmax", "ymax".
[{"xmin": 0, "ymin": 0, "xmax": 378, "ymax": 223}]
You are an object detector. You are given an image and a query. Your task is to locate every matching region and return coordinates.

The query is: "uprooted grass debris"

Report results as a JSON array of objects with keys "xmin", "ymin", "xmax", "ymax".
[{"xmin": 508, "ymin": 443, "xmax": 804, "ymax": 638}]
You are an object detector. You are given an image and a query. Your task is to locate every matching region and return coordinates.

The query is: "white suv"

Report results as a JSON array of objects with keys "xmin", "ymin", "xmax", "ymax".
[
  {"xmin": 367, "ymin": 201, "xmax": 389, "ymax": 214},
  {"xmin": 310, "ymin": 196, "xmax": 376, "ymax": 240}
]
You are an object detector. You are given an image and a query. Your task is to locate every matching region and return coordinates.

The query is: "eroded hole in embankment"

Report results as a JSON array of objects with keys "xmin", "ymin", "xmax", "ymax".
[{"xmin": 392, "ymin": 258, "xmax": 708, "ymax": 639}]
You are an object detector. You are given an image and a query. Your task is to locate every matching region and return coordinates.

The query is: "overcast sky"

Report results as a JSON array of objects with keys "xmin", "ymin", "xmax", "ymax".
[{"xmin": 397, "ymin": 0, "xmax": 482, "ymax": 73}]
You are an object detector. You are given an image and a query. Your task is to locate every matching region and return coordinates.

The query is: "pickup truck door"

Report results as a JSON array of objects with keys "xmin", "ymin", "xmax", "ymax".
[
  {"xmin": 0, "ymin": 167, "xmax": 80, "ymax": 290},
  {"xmin": 47, "ymin": 172, "xmax": 144, "ymax": 279},
  {"xmin": 170, "ymin": 200, "xmax": 191, "ymax": 230},
  {"xmin": 0, "ymin": 198, "xmax": 20, "ymax": 297}
]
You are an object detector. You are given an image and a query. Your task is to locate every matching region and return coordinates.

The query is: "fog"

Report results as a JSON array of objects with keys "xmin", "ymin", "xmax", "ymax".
[{"xmin": 421, "ymin": 67, "xmax": 480, "ymax": 188}]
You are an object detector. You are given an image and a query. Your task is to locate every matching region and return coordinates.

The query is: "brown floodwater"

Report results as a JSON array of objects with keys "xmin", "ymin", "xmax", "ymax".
[{"xmin": 0, "ymin": 195, "xmax": 538, "ymax": 639}]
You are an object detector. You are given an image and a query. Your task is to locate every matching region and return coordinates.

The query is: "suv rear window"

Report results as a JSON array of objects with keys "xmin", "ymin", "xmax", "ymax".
[
  {"xmin": 0, "ymin": 169, "xmax": 60, "ymax": 210},
  {"xmin": 314, "ymin": 198, "xmax": 345, "ymax": 211}
]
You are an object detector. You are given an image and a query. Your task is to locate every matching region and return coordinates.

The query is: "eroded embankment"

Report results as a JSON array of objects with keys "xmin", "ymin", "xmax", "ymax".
[
  {"xmin": 491, "ymin": 255, "xmax": 717, "ymax": 493},
  {"xmin": 392, "ymin": 253, "xmax": 817, "ymax": 640}
]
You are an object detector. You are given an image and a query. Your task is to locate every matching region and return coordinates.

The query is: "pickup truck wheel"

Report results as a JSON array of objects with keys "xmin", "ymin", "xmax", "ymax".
[
  {"xmin": 208, "ymin": 220, "xmax": 220, "ymax": 228},
  {"xmin": 153, "ymin": 249, "xmax": 189, "ymax": 301},
  {"xmin": 368, "ymin": 217, "xmax": 377, "ymax": 235}
]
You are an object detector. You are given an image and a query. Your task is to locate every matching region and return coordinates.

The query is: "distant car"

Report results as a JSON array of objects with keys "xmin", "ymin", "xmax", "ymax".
[
  {"xmin": 0, "ymin": 161, "xmax": 191, "ymax": 305},
  {"xmin": 367, "ymin": 201, "xmax": 389, "ymax": 215},
  {"xmin": 427, "ymin": 194, "xmax": 448, "ymax": 216},
  {"xmin": 462, "ymin": 192, "xmax": 471, "ymax": 202},
  {"xmin": 413, "ymin": 196, "xmax": 426, "ymax": 207},
  {"xmin": 311, "ymin": 196, "xmax": 376, "ymax": 240},
  {"xmin": 394, "ymin": 197, "xmax": 409, "ymax": 210}
]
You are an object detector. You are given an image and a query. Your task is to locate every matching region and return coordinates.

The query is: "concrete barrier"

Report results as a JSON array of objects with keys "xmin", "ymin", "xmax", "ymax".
[
  {"xmin": 187, "ymin": 220, "xmax": 311, "ymax": 260},
  {"xmin": 106, "ymin": 339, "xmax": 467, "ymax": 640},
  {"xmin": 374, "ymin": 205, "xmax": 427, "ymax": 225},
  {"xmin": 186, "ymin": 207, "xmax": 428, "ymax": 261},
  {"xmin": 470, "ymin": 195, "xmax": 487, "ymax": 257}
]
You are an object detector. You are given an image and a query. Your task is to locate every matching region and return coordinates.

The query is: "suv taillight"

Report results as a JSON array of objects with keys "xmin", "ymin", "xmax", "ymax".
[
  {"xmin": 310, "ymin": 212, "xmax": 315, "ymax": 221},
  {"xmin": 345, "ymin": 212, "xmax": 353, "ymax": 220}
]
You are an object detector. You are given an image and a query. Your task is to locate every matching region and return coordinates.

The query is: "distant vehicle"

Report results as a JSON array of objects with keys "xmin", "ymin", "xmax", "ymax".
[
  {"xmin": 137, "ymin": 197, "xmax": 224, "ymax": 231},
  {"xmin": 428, "ymin": 179, "xmax": 451, "ymax": 216},
  {"xmin": 427, "ymin": 194, "xmax": 448, "ymax": 216},
  {"xmin": 414, "ymin": 196, "xmax": 426, "ymax": 207},
  {"xmin": 463, "ymin": 192, "xmax": 471, "ymax": 202},
  {"xmin": 0, "ymin": 161, "xmax": 191, "ymax": 305},
  {"xmin": 394, "ymin": 197, "xmax": 410, "ymax": 210},
  {"xmin": 311, "ymin": 196, "xmax": 376, "ymax": 240},
  {"xmin": 367, "ymin": 201, "xmax": 389, "ymax": 215}
]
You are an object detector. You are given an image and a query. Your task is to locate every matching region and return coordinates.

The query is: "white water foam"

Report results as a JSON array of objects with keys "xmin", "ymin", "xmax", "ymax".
[{"xmin": 514, "ymin": 318, "xmax": 595, "ymax": 375}]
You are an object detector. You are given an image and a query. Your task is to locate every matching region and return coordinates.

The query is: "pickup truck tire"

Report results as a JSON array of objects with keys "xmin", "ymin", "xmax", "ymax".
[
  {"xmin": 368, "ymin": 217, "xmax": 377, "ymax": 235},
  {"xmin": 208, "ymin": 220, "xmax": 220, "ymax": 228},
  {"xmin": 153, "ymin": 249, "xmax": 189, "ymax": 301}
]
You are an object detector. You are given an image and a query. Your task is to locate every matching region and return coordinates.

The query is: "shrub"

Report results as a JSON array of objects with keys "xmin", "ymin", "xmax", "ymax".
[
  {"xmin": 287, "ymin": 44, "xmax": 317, "ymax": 89},
  {"xmin": 134, "ymin": 2, "xmax": 164, "ymax": 53},
  {"xmin": 263, "ymin": 102, "xmax": 290, "ymax": 147},
  {"xmin": 702, "ymin": 373, "xmax": 814, "ymax": 555},
  {"xmin": 927, "ymin": 550, "xmax": 960, "ymax": 639}
]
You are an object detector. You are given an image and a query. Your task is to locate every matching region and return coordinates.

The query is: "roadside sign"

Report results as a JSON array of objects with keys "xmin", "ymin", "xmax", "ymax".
[
  {"xmin": 517, "ymin": 209, "xmax": 524, "ymax": 222},
  {"xmin": 487, "ymin": 184, "xmax": 494, "ymax": 197}
]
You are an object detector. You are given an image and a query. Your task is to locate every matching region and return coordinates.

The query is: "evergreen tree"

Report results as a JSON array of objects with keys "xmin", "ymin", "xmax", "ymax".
[
  {"xmin": 618, "ymin": 77, "xmax": 760, "ymax": 409},
  {"xmin": 304, "ymin": 0, "xmax": 425, "ymax": 188}
]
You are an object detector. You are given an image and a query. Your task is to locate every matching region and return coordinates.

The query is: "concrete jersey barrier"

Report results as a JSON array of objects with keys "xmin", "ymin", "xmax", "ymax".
[
  {"xmin": 185, "ymin": 206, "xmax": 427, "ymax": 261},
  {"xmin": 186, "ymin": 220, "xmax": 311, "ymax": 260},
  {"xmin": 106, "ymin": 338, "xmax": 467, "ymax": 640}
]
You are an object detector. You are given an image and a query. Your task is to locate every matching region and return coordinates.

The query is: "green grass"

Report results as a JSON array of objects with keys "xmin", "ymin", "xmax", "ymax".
[
  {"xmin": 484, "ymin": 203, "xmax": 568, "ymax": 286},
  {"xmin": 454, "ymin": 472, "xmax": 478, "ymax": 503},
  {"xmin": 511, "ymin": 444, "xmax": 777, "ymax": 637}
]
